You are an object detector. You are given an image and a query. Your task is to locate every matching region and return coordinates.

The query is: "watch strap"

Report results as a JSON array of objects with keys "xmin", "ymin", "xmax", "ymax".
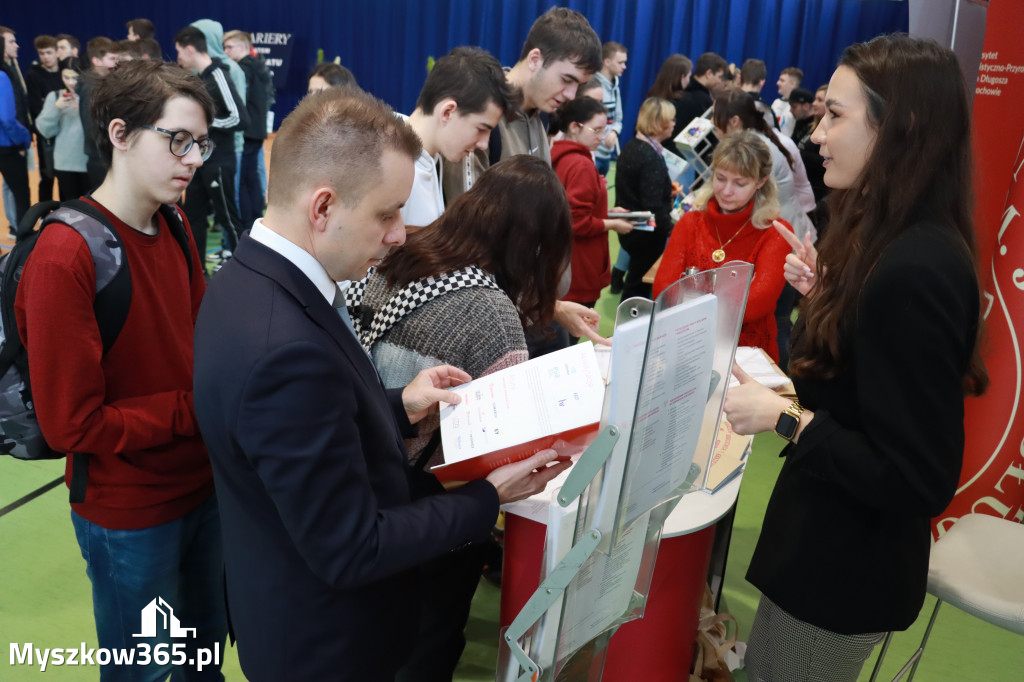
[{"xmin": 775, "ymin": 399, "xmax": 805, "ymax": 441}]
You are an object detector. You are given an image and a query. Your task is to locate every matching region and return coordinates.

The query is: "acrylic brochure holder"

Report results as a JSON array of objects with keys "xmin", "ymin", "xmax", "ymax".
[{"xmin": 496, "ymin": 263, "xmax": 754, "ymax": 682}]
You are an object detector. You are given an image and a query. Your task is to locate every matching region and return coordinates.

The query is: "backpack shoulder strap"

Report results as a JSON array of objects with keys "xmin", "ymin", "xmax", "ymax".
[
  {"xmin": 43, "ymin": 199, "xmax": 132, "ymax": 355},
  {"xmin": 157, "ymin": 203, "xmax": 194, "ymax": 282},
  {"xmin": 15, "ymin": 200, "xmax": 62, "ymax": 240}
]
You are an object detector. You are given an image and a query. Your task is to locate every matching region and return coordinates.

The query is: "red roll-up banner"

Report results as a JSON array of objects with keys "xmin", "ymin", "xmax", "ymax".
[{"xmin": 936, "ymin": 0, "xmax": 1024, "ymax": 536}]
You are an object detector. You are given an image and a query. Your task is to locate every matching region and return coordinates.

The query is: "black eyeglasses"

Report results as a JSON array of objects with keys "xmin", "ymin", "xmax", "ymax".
[{"xmin": 142, "ymin": 125, "xmax": 215, "ymax": 162}]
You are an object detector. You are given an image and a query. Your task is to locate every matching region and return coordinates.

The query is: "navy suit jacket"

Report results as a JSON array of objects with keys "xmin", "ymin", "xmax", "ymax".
[{"xmin": 194, "ymin": 235, "xmax": 499, "ymax": 681}]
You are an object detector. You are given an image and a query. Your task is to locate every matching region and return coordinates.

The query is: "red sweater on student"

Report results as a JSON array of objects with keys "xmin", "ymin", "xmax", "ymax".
[
  {"xmin": 15, "ymin": 198, "xmax": 211, "ymax": 529},
  {"xmin": 551, "ymin": 140, "xmax": 611, "ymax": 304},
  {"xmin": 653, "ymin": 198, "xmax": 792, "ymax": 362}
]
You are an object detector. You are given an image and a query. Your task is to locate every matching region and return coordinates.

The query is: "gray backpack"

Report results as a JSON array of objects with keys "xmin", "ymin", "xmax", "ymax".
[{"xmin": 0, "ymin": 199, "xmax": 192, "ymax": 499}]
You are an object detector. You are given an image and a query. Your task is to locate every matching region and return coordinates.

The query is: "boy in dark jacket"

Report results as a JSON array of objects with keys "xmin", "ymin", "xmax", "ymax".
[
  {"xmin": 25, "ymin": 35, "xmax": 63, "ymax": 201},
  {"xmin": 175, "ymin": 25, "xmax": 248, "ymax": 264},
  {"xmin": 223, "ymin": 29, "xmax": 271, "ymax": 231}
]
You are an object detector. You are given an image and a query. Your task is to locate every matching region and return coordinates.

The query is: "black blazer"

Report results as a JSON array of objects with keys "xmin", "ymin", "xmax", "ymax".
[
  {"xmin": 194, "ymin": 236, "xmax": 499, "ymax": 681},
  {"xmin": 747, "ymin": 223, "xmax": 979, "ymax": 635}
]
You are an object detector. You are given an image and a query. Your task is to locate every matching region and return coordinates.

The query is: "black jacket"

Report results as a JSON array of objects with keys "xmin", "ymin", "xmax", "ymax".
[
  {"xmin": 199, "ymin": 58, "xmax": 248, "ymax": 161},
  {"xmin": 747, "ymin": 223, "xmax": 979, "ymax": 635},
  {"xmin": 194, "ymin": 236, "xmax": 498, "ymax": 681},
  {"xmin": 793, "ymin": 116, "xmax": 828, "ymax": 203},
  {"xmin": 77, "ymin": 76, "xmax": 100, "ymax": 165},
  {"xmin": 236, "ymin": 55, "xmax": 272, "ymax": 141},
  {"xmin": 25, "ymin": 63, "xmax": 63, "ymax": 135}
]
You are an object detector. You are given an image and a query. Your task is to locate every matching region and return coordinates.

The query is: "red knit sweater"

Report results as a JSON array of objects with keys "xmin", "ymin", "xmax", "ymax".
[
  {"xmin": 15, "ymin": 199, "xmax": 212, "ymax": 529},
  {"xmin": 551, "ymin": 140, "xmax": 610, "ymax": 303},
  {"xmin": 653, "ymin": 198, "xmax": 792, "ymax": 361}
]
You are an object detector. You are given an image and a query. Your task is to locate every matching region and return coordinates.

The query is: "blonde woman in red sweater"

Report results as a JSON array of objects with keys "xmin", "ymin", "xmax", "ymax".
[
  {"xmin": 653, "ymin": 130, "xmax": 792, "ymax": 361},
  {"xmin": 550, "ymin": 96, "xmax": 633, "ymax": 311}
]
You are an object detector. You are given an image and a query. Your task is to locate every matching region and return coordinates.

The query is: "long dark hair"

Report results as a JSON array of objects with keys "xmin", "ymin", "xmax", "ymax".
[
  {"xmin": 790, "ymin": 34, "xmax": 987, "ymax": 395},
  {"xmin": 647, "ymin": 54, "xmax": 692, "ymax": 100},
  {"xmin": 712, "ymin": 87, "xmax": 794, "ymax": 169},
  {"xmin": 377, "ymin": 155, "xmax": 571, "ymax": 330}
]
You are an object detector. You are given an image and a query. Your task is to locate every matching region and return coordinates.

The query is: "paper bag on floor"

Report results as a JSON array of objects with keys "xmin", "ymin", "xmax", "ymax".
[{"xmin": 690, "ymin": 584, "xmax": 739, "ymax": 682}]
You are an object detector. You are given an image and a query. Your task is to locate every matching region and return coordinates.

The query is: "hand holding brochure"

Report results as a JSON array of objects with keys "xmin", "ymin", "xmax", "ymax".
[{"xmin": 433, "ymin": 343, "xmax": 604, "ymax": 485}]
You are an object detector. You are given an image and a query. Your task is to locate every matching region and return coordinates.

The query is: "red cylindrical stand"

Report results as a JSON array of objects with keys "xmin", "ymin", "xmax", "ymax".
[{"xmin": 501, "ymin": 513, "xmax": 717, "ymax": 681}]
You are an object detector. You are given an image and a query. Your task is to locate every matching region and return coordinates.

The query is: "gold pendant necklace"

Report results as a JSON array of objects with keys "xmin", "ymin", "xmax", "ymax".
[{"xmin": 711, "ymin": 215, "xmax": 751, "ymax": 263}]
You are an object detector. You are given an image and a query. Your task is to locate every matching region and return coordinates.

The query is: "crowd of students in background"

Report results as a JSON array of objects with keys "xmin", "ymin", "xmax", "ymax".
[
  {"xmin": 1, "ymin": 14, "xmax": 827, "ymax": 350},
  {"xmin": 0, "ymin": 18, "xmax": 274, "ymax": 272}
]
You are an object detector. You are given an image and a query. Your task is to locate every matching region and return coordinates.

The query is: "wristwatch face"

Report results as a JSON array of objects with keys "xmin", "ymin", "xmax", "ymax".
[{"xmin": 775, "ymin": 413, "xmax": 799, "ymax": 440}]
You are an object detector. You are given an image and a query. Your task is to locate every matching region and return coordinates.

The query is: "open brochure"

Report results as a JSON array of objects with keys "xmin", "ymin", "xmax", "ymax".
[{"xmin": 433, "ymin": 343, "xmax": 604, "ymax": 485}]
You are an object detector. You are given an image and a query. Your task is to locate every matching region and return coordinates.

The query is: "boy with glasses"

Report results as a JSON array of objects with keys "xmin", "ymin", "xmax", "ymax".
[{"xmin": 15, "ymin": 59, "xmax": 226, "ymax": 682}]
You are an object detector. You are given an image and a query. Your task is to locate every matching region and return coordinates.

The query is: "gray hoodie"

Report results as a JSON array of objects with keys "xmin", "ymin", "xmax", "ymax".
[{"xmin": 192, "ymin": 19, "xmax": 247, "ymax": 153}]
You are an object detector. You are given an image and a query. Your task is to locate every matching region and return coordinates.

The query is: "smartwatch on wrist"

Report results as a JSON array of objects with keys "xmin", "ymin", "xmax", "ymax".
[{"xmin": 775, "ymin": 400, "xmax": 805, "ymax": 441}]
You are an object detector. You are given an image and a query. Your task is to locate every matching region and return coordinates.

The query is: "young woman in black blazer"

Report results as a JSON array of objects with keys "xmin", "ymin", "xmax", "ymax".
[{"xmin": 724, "ymin": 34, "xmax": 988, "ymax": 682}]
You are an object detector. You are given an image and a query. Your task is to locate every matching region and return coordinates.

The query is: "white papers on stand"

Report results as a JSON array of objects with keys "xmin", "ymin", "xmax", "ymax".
[
  {"xmin": 673, "ymin": 117, "xmax": 715, "ymax": 151},
  {"xmin": 590, "ymin": 314, "xmax": 650, "ymax": 543},
  {"xmin": 620, "ymin": 293, "xmax": 718, "ymax": 529},
  {"xmin": 730, "ymin": 346, "xmax": 791, "ymax": 389}
]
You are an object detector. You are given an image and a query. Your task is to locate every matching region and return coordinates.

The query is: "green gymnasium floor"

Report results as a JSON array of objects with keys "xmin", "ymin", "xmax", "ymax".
[
  {"xmin": 3, "ymin": 436, "xmax": 1021, "ymax": 681},
  {"xmin": 2, "ymin": 167, "xmax": 1021, "ymax": 681}
]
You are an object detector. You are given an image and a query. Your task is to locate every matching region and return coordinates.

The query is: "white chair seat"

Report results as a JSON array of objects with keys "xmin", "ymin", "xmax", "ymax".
[{"xmin": 927, "ymin": 513, "xmax": 1024, "ymax": 635}]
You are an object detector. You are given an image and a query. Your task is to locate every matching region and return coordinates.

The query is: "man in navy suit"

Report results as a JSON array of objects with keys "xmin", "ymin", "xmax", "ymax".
[{"xmin": 193, "ymin": 88, "xmax": 568, "ymax": 682}]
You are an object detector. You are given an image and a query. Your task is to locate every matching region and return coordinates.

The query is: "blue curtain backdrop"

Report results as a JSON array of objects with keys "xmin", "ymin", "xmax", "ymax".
[{"xmin": 5, "ymin": 1, "xmax": 907, "ymax": 133}]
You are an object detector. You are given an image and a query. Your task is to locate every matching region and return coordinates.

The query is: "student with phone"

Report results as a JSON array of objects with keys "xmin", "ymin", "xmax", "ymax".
[{"xmin": 34, "ymin": 67, "xmax": 89, "ymax": 199}]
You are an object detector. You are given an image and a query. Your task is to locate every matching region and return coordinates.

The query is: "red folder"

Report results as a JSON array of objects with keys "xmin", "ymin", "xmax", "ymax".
[{"xmin": 431, "ymin": 422, "xmax": 600, "ymax": 486}]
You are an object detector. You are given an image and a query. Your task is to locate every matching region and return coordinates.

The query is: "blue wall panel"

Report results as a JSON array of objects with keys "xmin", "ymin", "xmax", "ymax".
[{"xmin": 3, "ymin": 1, "xmax": 908, "ymax": 133}]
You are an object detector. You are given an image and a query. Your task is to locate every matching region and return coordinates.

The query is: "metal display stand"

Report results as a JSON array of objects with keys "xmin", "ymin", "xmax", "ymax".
[{"xmin": 497, "ymin": 264, "xmax": 754, "ymax": 682}]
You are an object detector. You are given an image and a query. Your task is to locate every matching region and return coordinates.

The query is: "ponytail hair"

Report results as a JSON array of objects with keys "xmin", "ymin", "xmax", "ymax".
[
  {"xmin": 712, "ymin": 87, "xmax": 794, "ymax": 170},
  {"xmin": 549, "ymin": 96, "xmax": 607, "ymax": 134}
]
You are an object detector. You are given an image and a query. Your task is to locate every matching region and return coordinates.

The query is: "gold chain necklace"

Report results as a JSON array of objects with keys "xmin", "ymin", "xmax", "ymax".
[{"xmin": 710, "ymin": 215, "xmax": 751, "ymax": 263}]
